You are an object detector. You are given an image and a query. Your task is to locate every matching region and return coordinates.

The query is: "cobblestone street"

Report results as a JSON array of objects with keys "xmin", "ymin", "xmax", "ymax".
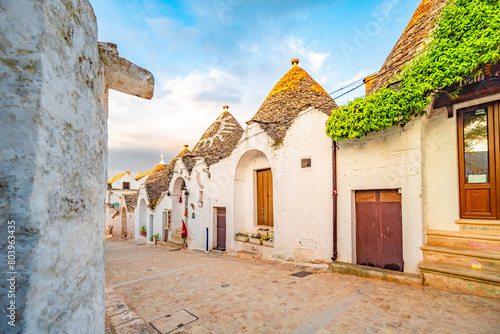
[{"xmin": 105, "ymin": 239, "xmax": 500, "ymax": 333}]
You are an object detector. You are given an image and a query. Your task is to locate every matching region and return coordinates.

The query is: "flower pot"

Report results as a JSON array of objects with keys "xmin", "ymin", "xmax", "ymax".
[
  {"xmin": 262, "ymin": 240, "xmax": 274, "ymax": 247},
  {"xmin": 235, "ymin": 236, "xmax": 249, "ymax": 242},
  {"xmin": 249, "ymin": 238, "xmax": 262, "ymax": 245},
  {"xmin": 141, "ymin": 232, "xmax": 147, "ymax": 237}
]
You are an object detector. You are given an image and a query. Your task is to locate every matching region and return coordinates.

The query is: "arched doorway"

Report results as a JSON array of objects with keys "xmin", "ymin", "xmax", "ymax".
[
  {"xmin": 121, "ymin": 207, "xmax": 127, "ymax": 238},
  {"xmin": 139, "ymin": 198, "xmax": 147, "ymax": 238},
  {"xmin": 172, "ymin": 177, "xmax": 188, "ymax": 241},
  {"xmin": 234, "ymin": 150, "xmax": 273, "ymax": 234}
]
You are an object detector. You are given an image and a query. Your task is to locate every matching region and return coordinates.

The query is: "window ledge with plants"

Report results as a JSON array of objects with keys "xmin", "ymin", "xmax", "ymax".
[{"xmin": 235, "ymin": 232, "xmax": 274, "ymax": 247}]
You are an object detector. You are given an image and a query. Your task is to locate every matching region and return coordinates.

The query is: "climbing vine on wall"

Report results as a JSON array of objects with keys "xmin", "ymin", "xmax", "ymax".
[{"xmin": 325, "ymin": 0, "xmax": 500, "ymax": 141}]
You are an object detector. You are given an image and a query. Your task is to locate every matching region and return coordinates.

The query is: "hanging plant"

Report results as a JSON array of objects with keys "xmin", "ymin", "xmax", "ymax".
[{"xmin": 326, "ymin": 0, "xmax": 500, "ymax": 141}]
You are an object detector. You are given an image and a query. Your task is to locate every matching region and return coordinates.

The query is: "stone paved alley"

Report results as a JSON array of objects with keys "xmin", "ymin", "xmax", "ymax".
[{"xmin": 105, "ymin": 239, "xmax": 500, "ymax": 333}]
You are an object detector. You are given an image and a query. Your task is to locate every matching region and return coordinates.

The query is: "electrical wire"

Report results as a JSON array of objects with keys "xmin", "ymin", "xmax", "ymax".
[{"xmin": 331, "ymin": 82, "xmax": 365, "ymax": 100}]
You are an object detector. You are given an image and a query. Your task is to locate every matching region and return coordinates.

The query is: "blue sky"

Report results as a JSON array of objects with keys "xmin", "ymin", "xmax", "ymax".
[{"xmin": 90, "ymin": 0, "xmax": 421, "ymax": 179}]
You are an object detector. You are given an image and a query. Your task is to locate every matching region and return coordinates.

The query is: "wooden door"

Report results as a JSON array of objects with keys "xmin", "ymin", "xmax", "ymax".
[
  {"xmin": 216, "ymin": 208, "xmax": 226, "ymax": 250},
  {"xmin": 458, "ymin": 102, "xmax": 500, "ymax": 219},
  {"xmin": 257, "ymin": 169, "xmax": 273, "ymax": 226},
  {"xmin": 356, "ymin": 190, "xmax": 403, "ymax": 272}
]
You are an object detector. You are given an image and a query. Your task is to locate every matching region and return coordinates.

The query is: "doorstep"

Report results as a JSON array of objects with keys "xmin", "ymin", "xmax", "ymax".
[{"xmin": 330, "ymin": 261, "xmax": 422, "ymax": 286}]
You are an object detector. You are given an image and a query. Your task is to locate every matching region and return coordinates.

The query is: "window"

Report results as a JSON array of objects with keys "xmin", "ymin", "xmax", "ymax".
[
  {"xmin": 301, "ymin": 158, "xmax": 312, "ymax": 168},
  {"xmin": 457, "ymin": 102, "xmax": 499, "ymax": 219},
  {"xmin": 123, "ymin": 182, "xmax": 130, "ymax": 189}
]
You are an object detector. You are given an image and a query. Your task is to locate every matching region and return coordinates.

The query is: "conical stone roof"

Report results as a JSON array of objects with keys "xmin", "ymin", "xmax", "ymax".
[
  {"xmin": 251, "ymin": 59, "xmax": 338, "ymax": 142},
  {"xmin": 144, "ymin": 148, "xmax": 190, "ymax": 204},
  {"xmin": 367, "ymin": 0, "xmax": 447, "ymax": 94},
  {"xmin": 192, "ymin": 108, "xmax": 244, "ymax": 166}
]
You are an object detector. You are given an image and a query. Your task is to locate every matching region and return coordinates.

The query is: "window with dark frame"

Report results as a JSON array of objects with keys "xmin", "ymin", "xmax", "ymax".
[
  {"xmin": 123, "ymin": 182, "xmax": 130, "ymax": 189},
  {"xmin": 301, "ymin": 158, "xmax": 312, "ymax": 168}
]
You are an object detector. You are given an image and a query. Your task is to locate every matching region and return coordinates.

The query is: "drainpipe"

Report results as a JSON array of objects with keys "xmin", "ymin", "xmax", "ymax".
[{"xmin": 332, "ymin": 140, "xmax": 338, "ymax": 261}]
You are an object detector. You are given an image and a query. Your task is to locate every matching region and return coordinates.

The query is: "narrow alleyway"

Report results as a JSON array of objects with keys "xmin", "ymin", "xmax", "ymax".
[{"xmin": 105, "ymin": 239, "xmax": 500, "ymax": 333}]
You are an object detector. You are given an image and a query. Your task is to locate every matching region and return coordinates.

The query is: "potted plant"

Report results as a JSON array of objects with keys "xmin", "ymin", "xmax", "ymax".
[
  {"xmin": 262, "ymin": 236, "xmax": 274, "ymax": 247},
  {"xmin": 235, "ymin": 232, "xmax": 249, "ymax": 242},
  {"xmin": 249, "ymin": 234, "xmax": 262, "ymax": 245},
  {"xmin": 140, "ymin": 226, "xmax": 147, "ymax": 237},
  {"xmin": 153, "ymin": 233, "xmax": 159, "ymax": 245}
]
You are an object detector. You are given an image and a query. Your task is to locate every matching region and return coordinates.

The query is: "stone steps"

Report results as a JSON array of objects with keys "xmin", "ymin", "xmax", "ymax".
[
  {"xmin": 421, "ymin": 245, "xmax": 500, "ymax": 271},
  {"xmin": 236, "ymin": 250, "xmax": 261, "ymax": 261},
  {"xmin": 419, "ymin": 229, "xmax": 500, "ymax": 297},
  {"xmin": 418, "ymin": 261, "xmax": 500, "ymax": 297},
  {"xmin": 170, "ymin": 234, "xmax": 184, "ymax": 243},
  {"xmin": 426, "ymin": 229, "xmax": 500, "ymax": 251}
]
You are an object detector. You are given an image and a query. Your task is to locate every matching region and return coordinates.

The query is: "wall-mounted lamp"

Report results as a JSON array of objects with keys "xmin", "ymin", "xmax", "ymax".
[
  {"xmin": 184, "ymin": 190, "xmax": 190, "ymax": 196},
  {"xmin": 167, "ymin": 190, "xmax": 171, "ymax": 196}
]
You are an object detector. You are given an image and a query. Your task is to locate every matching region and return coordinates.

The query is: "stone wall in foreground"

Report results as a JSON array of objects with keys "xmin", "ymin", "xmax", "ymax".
[{"xmin": 0, "ymin": 0, "xmax": 106, "ymax": 332}]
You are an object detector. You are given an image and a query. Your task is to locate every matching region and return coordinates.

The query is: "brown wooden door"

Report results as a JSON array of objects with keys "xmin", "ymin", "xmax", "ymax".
[
  {"xmin": 458, "ymin": 102, "xmax": 500, "ymax": 219},
  {"xmin": 257, "ymin": 169, "xmax": 273, "ymax": 226},
  {"xmin": 356, "ymin": 190, "xmax": 403, "ymax": 272},
  {"xmin": 216, "ymin": 208, "xmax": 226, "ymax": 250}
]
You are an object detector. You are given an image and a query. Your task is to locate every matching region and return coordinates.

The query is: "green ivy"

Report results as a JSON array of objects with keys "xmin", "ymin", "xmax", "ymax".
[{"xmin": 326, "ymin": 0, "xmax": 500, "ymax": 141}]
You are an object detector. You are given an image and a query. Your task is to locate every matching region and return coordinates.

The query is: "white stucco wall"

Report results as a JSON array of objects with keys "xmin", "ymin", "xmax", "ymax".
[
  {"xmin": 210, "ymin": 108, "xmax": 333, "ymax": 262},
  {"xmin": 161, "ymin": 158, "xmax": 212, "ymax": 250},
  {"xmin": 422, "ymin": 107, "xmax": 460, "ymax": 231},
  {"xmin": 153, "ymin": 192, "xmax": 172, "ymax": 242},
  {"xmin": 0, "ymin": 0, "xmax": 106, "ymax": 332},
  {"xmin": 135, "ymin": 186, "xmax": 153, "ymax": 241},
  {"xmin": 109, "ymin": 172, "xmax": 141, "ymax": 190},
  {"xmin": 336, "ymin": 118, "xmax": 425, "ymax": 273}
]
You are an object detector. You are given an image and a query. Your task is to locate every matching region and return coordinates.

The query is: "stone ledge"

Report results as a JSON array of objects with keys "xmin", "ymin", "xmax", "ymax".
[
  {"xmin": 330, "ymin": 261, "xmax": 422, "ymax": 286},
  {"xmin": 236, "ymin": 250, "xmax": 262, "ymax": 261},
  {"xmin": 428, "ymin": 229, "xmax": 500, "ymax": 241},
  {"xmin": 421, "ymin": 245, "xmax": 500, "ymax": 260},
  {"xmin": 105, "ymin": 286, "xmax": 152, "ymax": 333},
  {"xmin": 418, "ymin": 261, "xmax": 500, "ymax": 284}
]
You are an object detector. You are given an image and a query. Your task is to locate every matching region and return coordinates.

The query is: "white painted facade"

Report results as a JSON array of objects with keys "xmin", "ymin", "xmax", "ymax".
[
  {"xmin": 135, "ymin": 156, "xmax": 212, "ymax": 249},
  {"xmin": 168, "ymin": 159, "xmax": 212, "ymax": 250},
  {"xmin": 108, "ymin": 172, "xmax": 142, "ymax": 190},
  {"xmin": 210, "ymin": 107, "xmax": 334, "ymax": 261},
  {"xmin": 333, "ymin": 100, "xmax": 497, "ymax": 273},
  {"xmin": 137, "ymin": 107, "xmax": 334, "ymax": 262},
  {"xmin": 135, "ymin": 185, "xmax": 154, "ymax": 241}
]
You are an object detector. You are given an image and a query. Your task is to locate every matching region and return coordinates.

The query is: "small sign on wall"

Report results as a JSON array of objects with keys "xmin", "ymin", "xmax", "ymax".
[
  {"xmin": 298, "ymin": 237, "xmax": 316, "ymax": 249},
  {"xmin": 198, "ymin": 200, "xmax": 203, "ymax": 208}
]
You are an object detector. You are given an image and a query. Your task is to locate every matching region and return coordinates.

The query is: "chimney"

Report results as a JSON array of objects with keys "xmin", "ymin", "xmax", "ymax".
[{"xmin": 363, "ymin": 73, "xmax": 378, "ymax": 95}]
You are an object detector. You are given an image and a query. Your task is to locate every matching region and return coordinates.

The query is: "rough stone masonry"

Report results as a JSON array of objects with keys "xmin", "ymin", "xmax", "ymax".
[{"xmin": 0, "ymin": 0, "xmax": 153, "ymax": 332}]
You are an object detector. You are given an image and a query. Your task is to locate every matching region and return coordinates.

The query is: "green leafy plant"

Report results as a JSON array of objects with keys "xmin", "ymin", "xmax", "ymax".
[
  {"xmin": 141, "ymin": 226, "xmax": 146, "ymax": 233},
  {"xmin": 153, "ymin": 233, "xmax": 159, "ymax": 241},
  {"xmin": 235, "ymin": 232, "xmax": 249, "ymax": 237},
  {"xmin": 326, "ymin": 0, "xmax": 500, "ymax": 141}
]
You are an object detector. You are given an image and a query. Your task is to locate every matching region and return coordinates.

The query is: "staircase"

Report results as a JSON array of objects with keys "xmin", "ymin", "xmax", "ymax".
[
  {"xmin": 418, "ymin": 229, "xmax": 500, "ymax": 297},
  {"xmin": 165, "ymin": 228, "xmax": 186, "ymax": 248}
]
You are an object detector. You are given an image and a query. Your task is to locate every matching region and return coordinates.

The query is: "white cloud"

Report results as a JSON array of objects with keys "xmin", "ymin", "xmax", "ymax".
[
  {"xmin": 286, "ymin": 37, "xmax": 330, "ymax": 74},
  {"xmin": 333, "ymin": 69, "xmax": 374, "ymax": 90},
  {"xmin": 107, "ymin": 68, "xmax": 263, "ymax": 162}
]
